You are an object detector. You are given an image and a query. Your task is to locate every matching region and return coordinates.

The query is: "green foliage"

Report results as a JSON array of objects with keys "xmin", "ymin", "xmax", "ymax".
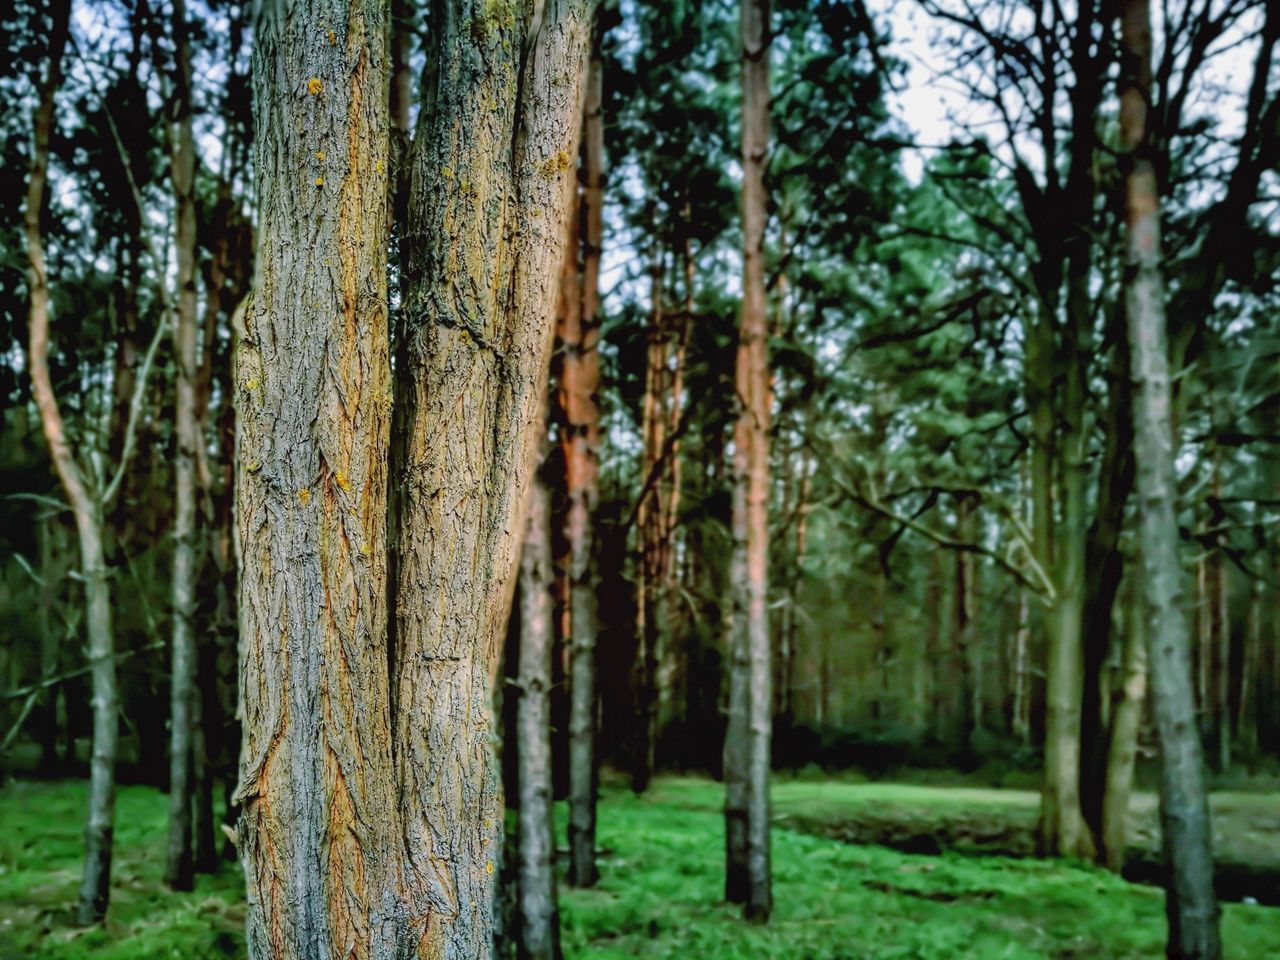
[{"xmin": 6, "ymin": 778, "xmax": 1280, "ymax": 959}]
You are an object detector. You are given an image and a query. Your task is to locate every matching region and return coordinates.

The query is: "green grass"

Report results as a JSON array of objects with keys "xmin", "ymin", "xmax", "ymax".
[
  {"xmin": 3, "ymin": 777, "xmax": 1279, "ymax": 958},
  {"xmin": 0, "ymin": 781, "xmax": 243, "ymax": 959}
]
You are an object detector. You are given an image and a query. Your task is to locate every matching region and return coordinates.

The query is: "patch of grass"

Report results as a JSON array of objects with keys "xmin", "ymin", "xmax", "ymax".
[
  {"xmin": 561, "ymin": 785, "xmax": 1280, "ymax": 959},
  {"xmin": 3, "ymin": 777, "xmax": 1279, "ymax": 959},
  {"xmin": 0, "ymin": 781, "xmax": 243, "ymax": 960}
]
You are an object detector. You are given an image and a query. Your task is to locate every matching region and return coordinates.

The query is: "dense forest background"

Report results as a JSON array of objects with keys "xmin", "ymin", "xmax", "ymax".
[{"xmin": 2, "ymin": 0, "xmax": 1280, "ymax": 957}]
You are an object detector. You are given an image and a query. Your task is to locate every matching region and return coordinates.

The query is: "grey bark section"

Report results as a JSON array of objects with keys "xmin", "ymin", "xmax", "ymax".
[
  {"xmin": 235, "ymin": 0, "xmax": 404, "ymax": 956},
  {"xmin": 517, "ymin": 470, "xmax": 561, "ymax": 960},
  {"xmin": 166, "ymin": 0, "xmax": 200, "ymax": 894},
  {"xmin": 395, "ymin": 2, "xmax": 593, "ymax": 955},
  {"xmin": 1121, "ymin": 0, "xmax": 1222, "ymax": 955}
]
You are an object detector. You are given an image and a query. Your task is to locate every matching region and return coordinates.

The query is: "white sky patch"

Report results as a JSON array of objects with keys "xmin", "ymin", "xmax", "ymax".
[{"xmin": 876, "ymin": 0, "xmax": 1266, "ymax": 186}]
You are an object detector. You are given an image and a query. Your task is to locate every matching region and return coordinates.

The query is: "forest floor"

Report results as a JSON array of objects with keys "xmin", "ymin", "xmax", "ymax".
[
  {"xmin": 650, "ymin": 777, "xmax": 1280, "ymax": 902},
  {"xmin": 2, "ymin": 777, "xmax": 1279, "ymax": 959}
]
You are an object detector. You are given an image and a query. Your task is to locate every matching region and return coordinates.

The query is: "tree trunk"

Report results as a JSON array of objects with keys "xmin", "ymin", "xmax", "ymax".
[
  {"xmin": 235, "ymin": 1, "xmax": 404, "ymax": 954},
  {"xmin": 517, "ymin": 469, "xmax": 561, "ymax": 960},
  {"xmin": 722, "ymin": 317, "xmax": 750, "ymax": 906},
  {"xmin": 25, "ymin": 0, "xmax": 117, "ymax": 926},
  {"xmin": 36, "ymin": 517, "xmax": 63, "ymax": 774},
  {"xmin": 1013, "ymin": 589, "xmax": 1031, "ymax": 745},
  {"xmin": 1027, "ymin": 299, "xmax": 1090, "ymax": 858},
  {"xmin": 634, "ymin": 254, "xmax": 666, "ymax": 793},
  {"xmin": 778, "ymin": 451, "xmax": 811, "ymax": 733},
  {"xmin": 1121, "ymin": 1, "xmax": 1222, "ymax": 953},
  {"xmin": 1237, "ymin": 576, "xmax": 1261, "ymax": 761},
  {"xmin": 396, "ymin": 3, "xmax": 594, "ymax": 954},
  {"xmin": 739, "ymin": 0, "xmax": 772, "ymax": 922},
  {"xmin": 165, "ymin": 0, "xmax": 200, "ymax": 893},
  {"xmin": 1210, "ymin": 519, "xmax": 1230, "ymax": 772},
  {"xmin": 1101, "ymin": 574, "xmax": 1147, "ymax": 873},
  {"xmin": 234, "ymin": 2, "xmax": 583, "ymax": 953},
  {"xmin": 565, "ymin": 40, "xmax": 604, "ymax": 889},
  {"xmin": 948, "ymin": 498, "xmax": 976, "ymax": 760},
  {"xmin": 1079, "ymin": 330, "xmax": 1135, "ymax": 856},
  {"xmin": 191, "ymin": 667, "xmax": 218, "ymax": 872}
]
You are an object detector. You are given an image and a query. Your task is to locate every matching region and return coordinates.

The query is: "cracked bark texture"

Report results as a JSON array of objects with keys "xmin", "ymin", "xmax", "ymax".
[
  {"xmin": 395, "ymin": 1, "xmax": 594, "ymax": 955},
  {"xmin": 235, "ymin": 0, "xmax": 404, "ymax": 956}
]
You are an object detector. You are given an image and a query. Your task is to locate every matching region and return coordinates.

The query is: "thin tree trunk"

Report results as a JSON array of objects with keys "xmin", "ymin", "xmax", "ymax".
[
  {"xmin": 634, "ymin": 254, "xmax": 665, "ymax": 793},
  {"xmin": 1121, "ymin": 1, "xmax": 1222, "ymax": 952},
  {"xmin": 949, "ymin": 499, "xmax": 976, "ymax": 759},
  {"xmin": 722, "ymin": 328, "xmax": 750, "ymax": 905},
  {"xmin": 1027, "ymin": 298, "xmax": 1090, "ymax": 858},
  {"xmin": 234, "ymin": 2, "xmax": 404, "ymax": 954},
  {"xmin": 191, "ymin": 665, "xmax": 217, "ymax": 872},
  {"xmin": 1211, "ymin": 516, "xmax": 1230, "ymax": 772},
  {"xmin": 1238, "ymin": 576, "xmax": 1261, "ymax": 761},
  {"xmin": 517, "ymin": 468, "xmax": 560, "ymax": 960},
  {"xmin": 1080, "ymin": 331, "xmax": 1135, "ymax": 855},
  {"xmin": 739, "ymin": 0, "xmax": 772, "ymax": 922},
  {"xmin": 25, "ymin": 0, "xmax": 118, "ymax": 926},
  {"xmin": 36, "ymin": 517, "xmax": 62, "ymax": 773},
  {"xmin": 165, "ymin": 0, "xmax": 199, "ymax": 893},
  {"xmin": 396, "ymin": 4, "xmax": 594, "ymax": 954},
  {"xmin": 1196, "ymin": 554, "xmax": 1209, "ymax": 718},
  {"xmin": 566, "ymin": 41, "xmax": 604, "ymax": 889},
  {"xmin": 1101, "ymin": 574, "xmax": 1147, "ymax": 873},
  {"xmin": 779, "ymin": 452, "xmax": 811, "ymax": 732},
  {"xmin": 1013, "ymin": 591, "xmax": 1032, "ymax": 745}
]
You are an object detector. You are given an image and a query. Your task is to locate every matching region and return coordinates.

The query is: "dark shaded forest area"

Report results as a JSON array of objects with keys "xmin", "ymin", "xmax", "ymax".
[{"xmin": 2, "ymin": 0, "xmax": 1280, "ymax": 957}]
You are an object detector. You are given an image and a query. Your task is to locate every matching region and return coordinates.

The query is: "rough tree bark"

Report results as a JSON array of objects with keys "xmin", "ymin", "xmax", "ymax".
[
  {"xmin": 564, "ymin": 39, "xmax": 604, "ymax": 889},
  {"xmin": 516, "ymin": 467, "xmax": 560, "ymax": 960},
  {"xmin": 234, "ymin": 0, "xmax": 404, "ymax": 955},
  {"xmin": 165, "ymin": 0, "xmax": 200, "ymax": 894},
  {"xmin": 396, "ymin": 1, "xmax": 594, "ymax": 954},
  {"xmin": 25, "ymin": 0, "xmax": 121, "ymax": 926},
  {"xmin": 1121, "ymin": 0, "xmax": 1222, "ymax": 954}
]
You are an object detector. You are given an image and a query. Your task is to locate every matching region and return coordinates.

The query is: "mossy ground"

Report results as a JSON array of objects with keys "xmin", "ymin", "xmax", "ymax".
[{"xmin": 2, "ymin": 777, "xmax": 1278, "ymax": 959}]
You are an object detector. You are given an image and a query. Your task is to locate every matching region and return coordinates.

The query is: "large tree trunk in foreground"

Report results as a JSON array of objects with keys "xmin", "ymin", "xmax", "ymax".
[
  {"xmin": 564, "ymin": 40, "xmax": 604, "ymax": 889},
  {"xmin": 237, "ymin": 2, "xmax": 591, "ymax": 954},
  {"xmin": 396, "ymin": 3, "xmax": 594, "ymax": 955},
  {"xmin": 235, "ymin": 1, "xmax": 403, "ymax": 955},
  {"xmin": 1121, "ymin": 0, "xmax": 1222, "ymax": 954},
  {"xmin": 516, "ymin": 470, "xmax": 560, "ymax": 960},
  {"xmin": 26, "ymin": 0, "xmax": 118, "ymax": 926},
  {"xmin": 165, "ymin": 0, "xmax": 200, "ymax": 894},
  {"xmin": 739, "ymin": 0, "xmax": 772, "ymax": 922}
]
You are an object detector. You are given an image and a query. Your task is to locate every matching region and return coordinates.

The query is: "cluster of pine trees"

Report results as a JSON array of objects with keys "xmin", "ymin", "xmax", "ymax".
[{"xmin": 3, "ymin": 0, "xmax": 1279, "ymax": 958}]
